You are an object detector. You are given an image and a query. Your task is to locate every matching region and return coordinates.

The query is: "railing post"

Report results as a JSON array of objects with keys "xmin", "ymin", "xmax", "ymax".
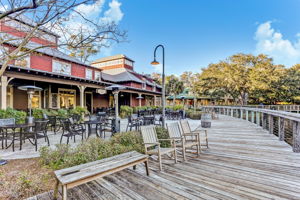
[
  {"xmin": 240, "ymin": 109, "xmax": 243, "ymax": 119},
  {"xmin": 246, "ymin": 110, "xmax": 249, "ymax": 121},
  {"xmin": 256, "ymin": 111, "xmax": 260, "ymax": 126},
  {"xmin": 262, "ymin": 113, "xmax": 267, "ymax": 129},
  {"xmin": 292, "ymin": 121, "xmax": 300, "ymax": 152},
  {"xmin": 278, "ymin": 117, "xmax": 285, "ymax": 141},
  {"xmin": 269, "ymin": 115, "xmax": 274, "ymax": 134},
  {"xmin": 231, "ymin": 109, "xmax": 233, "ymax": 117},
  {"xmin": 251, "ymin": 111, "xmax": 254, "ymax": 123}
]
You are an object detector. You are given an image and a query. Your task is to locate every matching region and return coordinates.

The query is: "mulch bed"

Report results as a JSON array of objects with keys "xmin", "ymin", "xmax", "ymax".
[{"xmin": 0, "ymin": 158, "xmax": 56, "ymax": 200}]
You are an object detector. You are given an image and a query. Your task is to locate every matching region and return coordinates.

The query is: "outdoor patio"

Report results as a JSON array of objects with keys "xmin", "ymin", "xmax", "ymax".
[{"xmin": 0, "ymin": 118, "xmax": 201, "ymax": 160}]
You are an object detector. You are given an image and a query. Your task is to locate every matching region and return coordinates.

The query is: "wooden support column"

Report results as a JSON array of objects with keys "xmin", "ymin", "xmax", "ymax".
[
  {"xmin": 0, "ymin": 76, "xmax": 8, "ymax": 109},
  {"xmin": 278, "ymin": 117, "xmax": 285, "ymax": 141},
  {"xmin": 138, "ymin": 93, "xmax": 142, "ymax": 107},
  {"xmin": 231, "ymin": 109, "xmax": 233, "ymax": 117},
  {"xmin": 251, "ymin": 111, "xmax": 254, "ymax": 123},
  {"xmin": 292, "ymin": 121, "xmax": 300, "ymax": 152},
  {"xmin": 154, "ymin": 95, "xmax": 157, "ymax": 106},
  {"xmin": 79, "ymin": 85, "xmax": 86, "ymax": 108},
  {"xmin": 269, "ymin": 115, "xmax": 274, "ymax": 134}
]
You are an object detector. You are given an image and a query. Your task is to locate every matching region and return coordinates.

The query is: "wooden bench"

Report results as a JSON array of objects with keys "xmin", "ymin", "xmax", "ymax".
[{"xmin": 53, "ymin": 151, "xmax": 149, "ymax": 200}]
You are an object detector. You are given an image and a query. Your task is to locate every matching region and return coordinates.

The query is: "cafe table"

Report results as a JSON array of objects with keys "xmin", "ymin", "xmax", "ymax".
[{"xmin": 0, "ymin": 123, "xmax": 35, "ymax": 151}]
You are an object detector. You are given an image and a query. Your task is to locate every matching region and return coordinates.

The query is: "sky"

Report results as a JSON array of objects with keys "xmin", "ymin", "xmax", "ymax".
[
  {"xmin": 2, "ymin": 0, "xmax": 300, "ymax": 75},
  {"xmin": 93, "ymin": 0, "xmax": 300, "ymax": 75}
]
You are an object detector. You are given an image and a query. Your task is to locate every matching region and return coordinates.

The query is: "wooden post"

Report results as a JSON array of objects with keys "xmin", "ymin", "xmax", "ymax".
[
  {"xmin": 79, "ymin": 85, "xmax": 86, "ymax": 108},
  {"xmin": 292, "ymin": 121, "xmax": 300, "ymax": 152},
  {"xmin": 278, "ymin": 117, "xmax": 285, "ymax": 141},
  {"xmin": 269, "ymin": 115, "xmax": 274, "ymax": 134},
  {"xmin": 240, "ymin": 109, "xmax": 243, "ymax": 119},
  {"xmin": 0, "ymin": 76, "xmax": 8, "ymax": 109},
  {"xmin": 246, "ymin": 110, "xmax": 249, "ymax": 121},
  {"xmin": 262, "ymin": 113, "xmax": 267, "ymax": 129},
  {"xmin": 231, "ymin": 109, "xmax": 233, "ymax": 117},
  {"xmin": 138, "ymin": 93, "xmax": 142, "ymax": 107},
  {"xmin": 256, "ymin": 112, "xmax": 260, "ymax": 126},
  {"xmin": 251, "ymin": 111, "xmax": 254, "ymax": 123}
]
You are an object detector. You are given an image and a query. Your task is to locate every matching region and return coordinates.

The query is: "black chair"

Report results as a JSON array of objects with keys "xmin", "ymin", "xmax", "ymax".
[
  {"xmin": 25, "ymin": 120, "xmax": 49, "ymax": 151},
  {"xmin": 126, "ymin": 115, "xmax": 142, "ymax": 131},
  {"xmin": 60, "ymin": 118, "xmax": 85, "ymax": 144},
  {"xmin": 43, "ymin": 114, "xmax": 61, "ymax": 134},
  {"xmin": 71, "ymin": 114, "xmax": 81, "ymax": 124}
]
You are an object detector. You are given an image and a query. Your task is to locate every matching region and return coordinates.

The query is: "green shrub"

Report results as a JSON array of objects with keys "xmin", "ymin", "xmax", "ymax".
[
  {"xmin": 40, "ymin": 131, "xmax": 144, "ymax": 170},
  {"xmin": 120, "ymin": 105, "xmax": 133, "ymax": 118},
  {"xmin": 69, "ymin": 106, "xmax": 88, "ymax": 116},
  {"xmin": 155, "ymin": 127, "xmax": 171, "ymax": 148},
  {"xmin": 57, "ymin": 109, "xmax": 69, "ymax": 118},
  {"xmin": 44, "ymin": 109, "xmax": 58, "ymax": 116},
  {"xmin": 32, "ymin": 108, "xmax": 45, "ymax": 119},
  {"xmin": 186, "ymin": 109, "xmax": 202, "ymax": 119},
  {"xmin": 0, "ymin": 108, "xmax": 27, "ymax": 124}
]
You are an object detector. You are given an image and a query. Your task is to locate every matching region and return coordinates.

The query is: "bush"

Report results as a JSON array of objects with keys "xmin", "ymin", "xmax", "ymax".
[
  {"xmin": 0, "ymin": 108, "xmax": 27, "ymax": 124},
  {"xmin": 57, "ymin": 109, "xmax": 69, "ymax": 118},
  {"xmin": 186, "ymin": 109, "xmax": 202, "ymax": 119},
  {"xmin": 69, "ymin": 106, "xmax": 88, "ymax": 116},
  {"xmin": 120, "ymin": 105, "xmax": 133, "ymax": 118},
  {"xmin": 32, "ymin": 108, "xmax": 45, "ymax": 119},
  {"xmin": 155, "ymin": 127, "xmax": 171, "ymax": 148},
  {"xmin": 40, "ymin": 131, "xmax": 144, "ymax": 170}
]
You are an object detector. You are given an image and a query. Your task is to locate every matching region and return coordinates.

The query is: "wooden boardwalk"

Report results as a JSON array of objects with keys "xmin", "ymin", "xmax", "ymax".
[{"xmin": 30, "ymin": 115, "xmax": 300, "ymax": 200}]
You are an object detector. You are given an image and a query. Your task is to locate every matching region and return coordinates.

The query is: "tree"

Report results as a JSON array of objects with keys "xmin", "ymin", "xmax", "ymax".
[
  {"xmin": 165, "ymin": 75, "xmax": 184, "ymax": 105},
  {"xmin": 151, "ymin": 72, "xmax": 162, "ymax": 85},
  {"xmin": 0, "ymin": 0, "xmax": 126, "ymax": 76},
  {"xmin": 196, "ymin": 53, "xmax": 282, "ymax": 105}
]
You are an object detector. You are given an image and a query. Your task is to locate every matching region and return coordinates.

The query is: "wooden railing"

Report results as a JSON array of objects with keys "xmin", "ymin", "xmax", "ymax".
[
  {"xmin": 238, "ymin": 105, "xmax": 300, "ymax": 112},
  {"xmin": 202, "ymin": 106, "xmax": 300, "ymax": 153}
]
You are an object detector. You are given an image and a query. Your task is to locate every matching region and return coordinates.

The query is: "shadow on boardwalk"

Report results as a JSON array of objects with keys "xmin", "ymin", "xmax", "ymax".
[{"xmin": 29, "ymin": 115, "xmax": 300, "ymax": 200}]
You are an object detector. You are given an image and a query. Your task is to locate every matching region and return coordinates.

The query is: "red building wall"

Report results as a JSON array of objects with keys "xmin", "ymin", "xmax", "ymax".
[
  {"xmin": 0, "ymin": 23, "xmax": 57, "ymax": 48},
  {"xmin": 72, "ymin": 63, "xmax": 86, "ymax": 78},
  {"xmin": 30, "ymin": 53, "xmax": 52, "ymax": 72}
]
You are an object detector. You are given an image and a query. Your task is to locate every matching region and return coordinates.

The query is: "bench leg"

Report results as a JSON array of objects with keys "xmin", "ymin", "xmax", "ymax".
[
  {"xmin": 144, "ymin": 160, "xmax": 150, "ymax": 176},
  {"xmin": 63, "ymin": 185, "xmax": 67, "ymax": 200},
  {"xmin": 133, "ymin": 165, "xmax": 136, "ymax": 170},
  {"xmin": 53, "ymin": 179, "xmax": 59, "ymax": 200}
]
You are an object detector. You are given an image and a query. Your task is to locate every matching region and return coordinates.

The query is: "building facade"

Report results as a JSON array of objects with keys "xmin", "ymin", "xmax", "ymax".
[{"xmin": 0, "ymin": 15, "xmax": 161, "ymax": 113}]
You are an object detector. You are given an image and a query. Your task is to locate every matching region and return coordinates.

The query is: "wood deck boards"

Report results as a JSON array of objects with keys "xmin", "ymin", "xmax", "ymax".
[{"xmin": 30, "ymin": 115, "xmax": 300, "ymax": 200}]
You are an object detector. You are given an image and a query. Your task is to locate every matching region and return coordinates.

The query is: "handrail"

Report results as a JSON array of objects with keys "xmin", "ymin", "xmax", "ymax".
[{"xmin": 202, "ymin": 106, "xmax": 300, "ymax": 153}]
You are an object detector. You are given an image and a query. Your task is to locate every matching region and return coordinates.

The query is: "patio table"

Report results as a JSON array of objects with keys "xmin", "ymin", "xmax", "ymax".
[
  {"xmin": 84, "ymin": 120, "xmax": 102, "ymax": 138},
  {"xmin": 0, "ymin": 123, "xmax": 35, "ymax": 151}
]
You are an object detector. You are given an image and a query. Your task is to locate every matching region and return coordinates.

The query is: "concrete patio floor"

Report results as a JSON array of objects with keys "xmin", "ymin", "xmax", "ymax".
[{"xmin": 0, "ymin": 118, "xmax": 201, "ymax": 160}]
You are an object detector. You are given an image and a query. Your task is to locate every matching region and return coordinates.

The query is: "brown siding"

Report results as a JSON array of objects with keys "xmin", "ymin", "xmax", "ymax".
[
  {"xmin": 13, "ymin": 88, "xmax": 28, "ymax": 110},
  {"xmin": 93, "ymin": 94, "xmax": 109, "ymax": 108}
]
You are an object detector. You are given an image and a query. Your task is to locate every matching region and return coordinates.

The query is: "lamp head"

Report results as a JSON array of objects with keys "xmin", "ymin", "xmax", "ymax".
[{"xmin": 151, "ymin": 59, "xmax": 160, "ymax": 65}]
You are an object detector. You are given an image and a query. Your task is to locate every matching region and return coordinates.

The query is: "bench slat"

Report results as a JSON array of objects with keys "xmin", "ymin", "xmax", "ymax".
[
  {"xmin": 55, "ymin": 151, "xmax": 147, "ymax": 185},
  {"xmin": 55, "ymin": 151, "xmax": 140, "ymax": 175}
]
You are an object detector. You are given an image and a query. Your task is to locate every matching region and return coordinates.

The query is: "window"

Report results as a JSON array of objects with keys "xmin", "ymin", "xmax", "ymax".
[
  {"xmin": 96, "ymin": 59, "xmax": 124, "ymax": 68},
  {"xmin": 95, "ymin": 71, "xmax": 101, "ymax": 81},
  {"xmin": 52, "ymin": 60, "xmax": 71, "ymax": 75},
  {"xmin": 152, "ymin": 86, "xmax": 156, "ymax": 92},
  {"xmin": 125, "ymin": 59, "xmax": 133, "ymax": 67},
  {"xmin": 142, "ymin": 82, "xmax": 146, "ymax": 89},
  {"xmin": 86, "ymin": 69, "xmax": 93, "ymax": 79},
  {"xmin": 29, "ymin": 91, "xmax": 41, "ymax": 108}
]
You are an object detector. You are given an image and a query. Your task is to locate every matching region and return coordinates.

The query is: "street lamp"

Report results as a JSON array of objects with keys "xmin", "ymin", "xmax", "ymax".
[{"xmin": 151, "ymin": 44, "xmax": 166, "ymax": 127}]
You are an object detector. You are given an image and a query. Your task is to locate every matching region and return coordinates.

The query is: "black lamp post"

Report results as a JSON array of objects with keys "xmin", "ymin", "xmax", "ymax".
[{"xmin": 151, "ymin": 44, "xmax": 166, "ymax": 128}]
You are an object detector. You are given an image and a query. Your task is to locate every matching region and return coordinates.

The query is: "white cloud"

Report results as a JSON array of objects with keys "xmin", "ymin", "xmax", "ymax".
[
  {"xmin": 75, "ymin": 0, "xmax": 105, "ymax": 17},
  {"xmin": 254, "ymin": 21, "xmax": 300, "ymax": 67},
  {"xmin": 101, "ymin": 0, "xmax": 124, "ymax": 24}
]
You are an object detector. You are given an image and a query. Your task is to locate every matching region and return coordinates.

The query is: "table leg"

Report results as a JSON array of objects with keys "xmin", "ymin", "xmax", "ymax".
[{"xmin": 144, "ymin": 160, "xmax": 150, "ymax": 176}]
